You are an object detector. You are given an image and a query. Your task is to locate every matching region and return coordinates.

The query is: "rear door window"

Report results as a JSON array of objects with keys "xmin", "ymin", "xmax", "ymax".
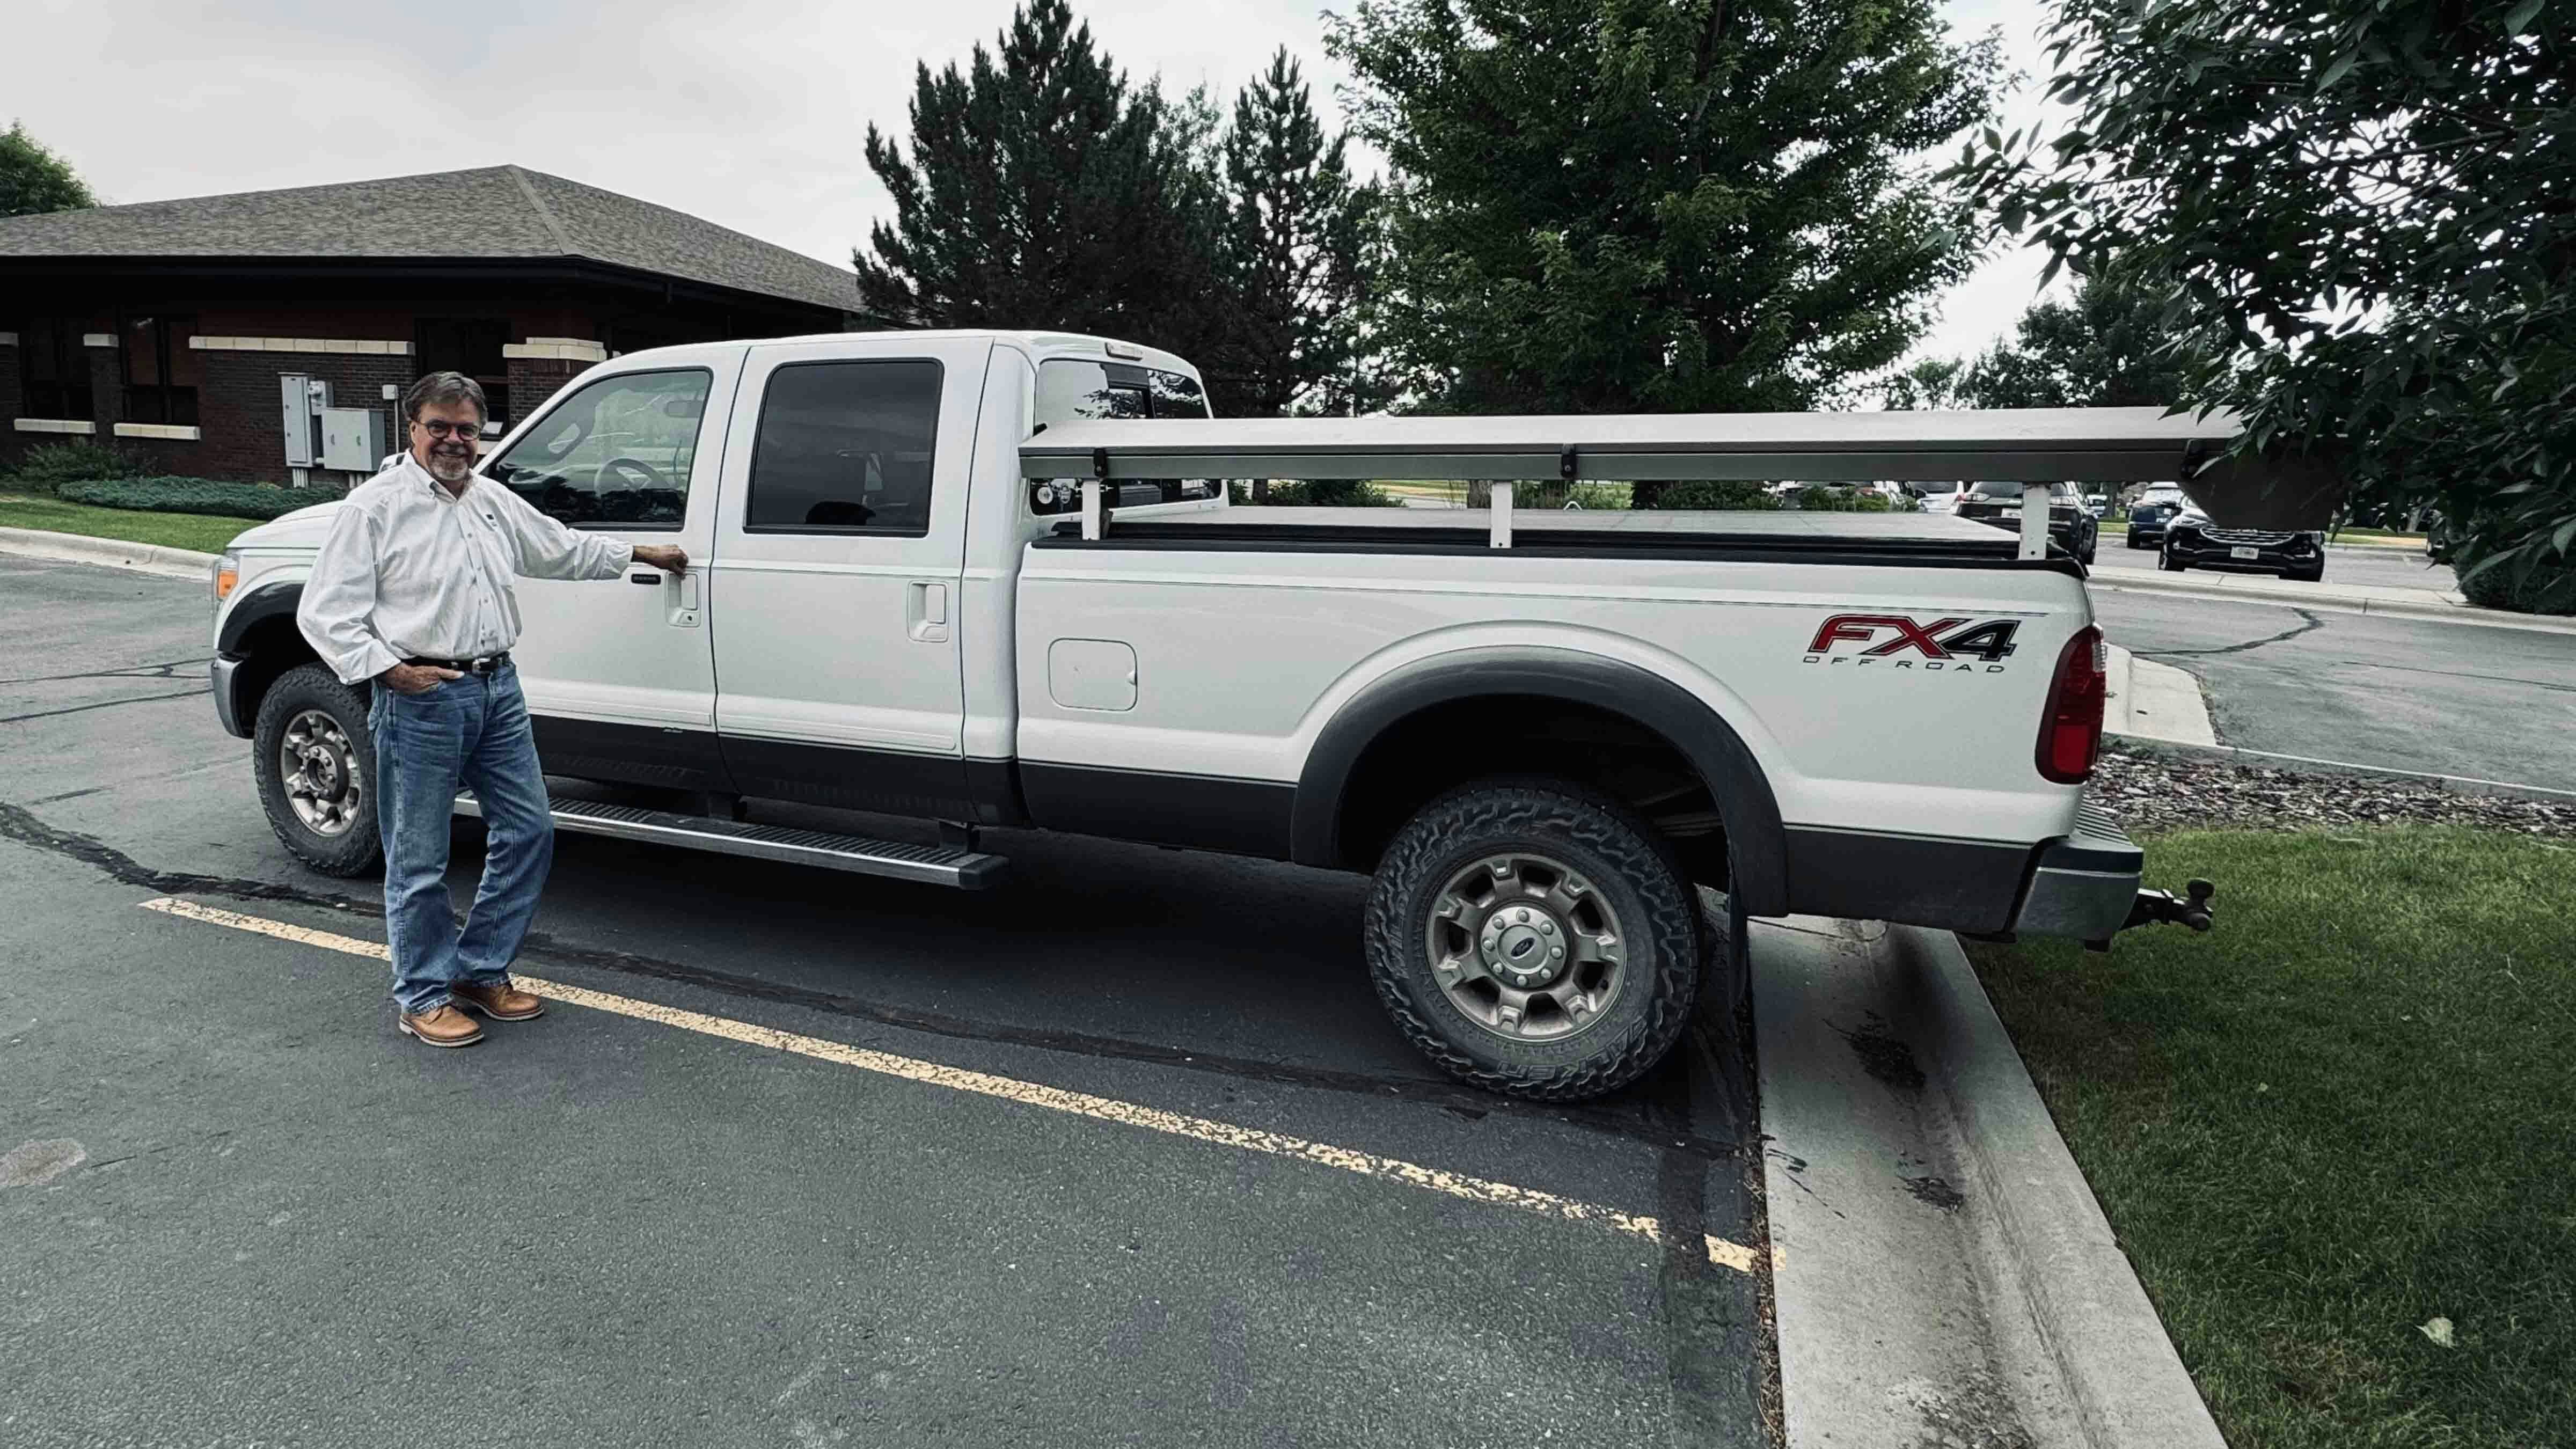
[{"xmin": 745, "ymin": 359, "xmax": 943, "ymax": 535}]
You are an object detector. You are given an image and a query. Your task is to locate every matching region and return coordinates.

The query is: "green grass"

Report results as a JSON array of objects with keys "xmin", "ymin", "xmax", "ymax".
[
  {"xmin": 1970, "ymin": 827, "xmax": 2576, "ymax": 1448},
  {"xmin": 0, "ymin": 494, "xmax": 263, "ymax": 554}
]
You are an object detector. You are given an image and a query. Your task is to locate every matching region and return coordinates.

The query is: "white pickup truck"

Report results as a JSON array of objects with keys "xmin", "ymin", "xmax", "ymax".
[{"xmin": 208, "ymin": 328, "xmax": 2222, "ymax": 1100}]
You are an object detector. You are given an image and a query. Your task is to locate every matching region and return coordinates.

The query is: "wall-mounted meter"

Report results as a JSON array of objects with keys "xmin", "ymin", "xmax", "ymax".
[
  {"xmin": 280, "ymin": 375, "xmax": 331, "ymax": 470},
  {"xmin": 319, "ymin": 408, "xmax": 390, "ymax": 472}
]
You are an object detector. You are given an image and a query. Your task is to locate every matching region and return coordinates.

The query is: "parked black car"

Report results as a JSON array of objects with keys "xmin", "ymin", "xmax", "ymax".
[
  {"xmin": 2159, "ymin": 509, "xmax": 2326, "ymax": 582},
  {"xmin": 1946, "ymin": 481, "xmax": 2099, "ymax": 565},
  {"xmin": 2126, "ymin": 486, "xmax": 2190, "ymax": 547}
]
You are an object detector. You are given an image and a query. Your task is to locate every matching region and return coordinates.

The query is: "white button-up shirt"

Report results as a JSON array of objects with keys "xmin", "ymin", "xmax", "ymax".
[{"xmin": 297, "ymin": 455, "xmax": 636, "ymax": 684}]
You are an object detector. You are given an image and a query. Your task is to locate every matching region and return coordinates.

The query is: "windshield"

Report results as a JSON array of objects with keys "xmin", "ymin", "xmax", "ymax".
[{"xmin": 1030, "ymin": 357, "xmax": 1217, "ymax": 514}]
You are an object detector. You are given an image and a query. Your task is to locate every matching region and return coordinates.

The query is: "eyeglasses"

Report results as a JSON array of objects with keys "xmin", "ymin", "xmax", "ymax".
[{"xmin": 414, "ymin": 419, "xmax": 481, "ymax": 440}]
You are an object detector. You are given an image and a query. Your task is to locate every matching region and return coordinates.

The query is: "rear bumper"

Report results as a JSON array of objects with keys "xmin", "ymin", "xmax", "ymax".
[
  {"xmin": 211, "ymin": 653, "xmax": 249, "ymax": 738},
  {"xmin": 2012, "ymin": 801, "xmax": 2143, "ymax": 942}
]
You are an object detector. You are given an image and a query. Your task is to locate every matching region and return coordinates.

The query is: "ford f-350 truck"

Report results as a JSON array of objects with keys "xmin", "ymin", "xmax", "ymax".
[{"xmin": 208, "ymin": 329, "xmax": 2221, "ymax": 1100}]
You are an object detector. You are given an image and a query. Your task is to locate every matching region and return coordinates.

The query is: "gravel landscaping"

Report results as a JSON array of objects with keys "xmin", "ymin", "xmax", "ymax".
[{"xmin": 2095, "ymin": 744, "xmax": 2576, "ymax": 839}]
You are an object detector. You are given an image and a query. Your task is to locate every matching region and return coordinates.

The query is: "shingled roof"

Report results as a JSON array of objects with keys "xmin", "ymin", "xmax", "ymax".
[{"xmin": 0, "ymin": 165, "xmax": 860, "ymax": 314}]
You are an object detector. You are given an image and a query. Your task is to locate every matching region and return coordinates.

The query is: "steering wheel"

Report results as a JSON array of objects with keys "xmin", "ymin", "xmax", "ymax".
[{"xmin": 597, "ymin": 457, "xmax": 667, "ymax": 491}]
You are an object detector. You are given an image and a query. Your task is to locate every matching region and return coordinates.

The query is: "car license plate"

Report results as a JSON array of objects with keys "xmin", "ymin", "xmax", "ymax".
[{"xmin": 2231, "ymin": 546, "xmax": 2260, "ymax": 561}]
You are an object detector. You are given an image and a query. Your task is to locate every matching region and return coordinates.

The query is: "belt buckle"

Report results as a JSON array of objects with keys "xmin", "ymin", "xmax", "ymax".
[{"xmin": 468, "ymin": 656, "xmax": 497, "ymax": 675}]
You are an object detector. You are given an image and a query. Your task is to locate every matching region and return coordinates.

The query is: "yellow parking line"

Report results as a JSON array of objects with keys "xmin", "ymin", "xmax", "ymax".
[{"xmin": 138, "ymin": 896, "xmax": 1772, "ymax": 1275}]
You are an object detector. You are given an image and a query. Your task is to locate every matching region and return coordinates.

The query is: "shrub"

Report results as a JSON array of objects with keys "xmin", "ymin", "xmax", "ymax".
[
  {"xmin": 2458, "ymin": 552, "xmax": 2576, "ymax": 616},
  {"xmin": 57, "ymin": 476, "xmax": 348, "ymax": 522},
  {"xmin": 1635, "ymin": 479, "xmax": 1779, "ymax": 510},
  {"xmin": 1233, "ymin": 478, "xmax": 1400, "ymax": 507},
  {"xmin": 4, "ymin": 441, "xmax": 145, "ymax": 493}
]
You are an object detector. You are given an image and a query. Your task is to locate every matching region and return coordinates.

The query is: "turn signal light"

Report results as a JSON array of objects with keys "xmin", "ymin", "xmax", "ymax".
[
  {"xmin": 213, "ymin": 552, "xmax": 239, "ymax": 601},
  {"xmin": 2037, "ymin": 625, "xmax": 2106, "ymax": 784}
]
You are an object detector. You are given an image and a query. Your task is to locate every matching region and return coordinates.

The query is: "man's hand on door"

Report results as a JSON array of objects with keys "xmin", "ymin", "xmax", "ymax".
[{"xmin": 633, "ymin": 545, "xmax": 690, "ymax": 574}]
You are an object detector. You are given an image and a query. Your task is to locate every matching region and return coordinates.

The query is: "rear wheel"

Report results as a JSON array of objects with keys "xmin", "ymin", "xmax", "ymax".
[
  {"xmin": 252, "ymin": 663, "xmax": 383, "ymax": 877},
  {"xmin": 1364, "ymin": 780, "xmax": 1705, "ymax": 1101}
]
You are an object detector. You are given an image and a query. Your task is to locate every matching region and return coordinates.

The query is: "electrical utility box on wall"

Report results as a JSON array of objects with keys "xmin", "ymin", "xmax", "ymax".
[
  {"xmin": 319, "ymin": 408, "xmax": 390, "ymax": 472},
  {"xmin": 280, "ymin": 375, "xmax": 331, "ymax": 469}
]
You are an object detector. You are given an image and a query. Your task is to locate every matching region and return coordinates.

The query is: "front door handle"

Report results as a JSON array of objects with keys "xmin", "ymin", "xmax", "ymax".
[
  {"xmin": 663, "ymin": 567, "xmax": 701, "ymax": 629},
  {"xmin": 908, "ymin": 581, "xmax": 950, "ymax": 643}
]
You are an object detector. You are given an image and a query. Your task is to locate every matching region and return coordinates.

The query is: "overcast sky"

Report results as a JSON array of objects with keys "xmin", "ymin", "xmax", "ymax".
[{"xmin": 14, "ymin": 0, "xmax": 2062, "ymax": 369}]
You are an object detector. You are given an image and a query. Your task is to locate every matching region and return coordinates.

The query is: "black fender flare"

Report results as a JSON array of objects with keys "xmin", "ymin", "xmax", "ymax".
[
  {"xmin": 217, "ymin": 578, "xmax": 304, "ymax": 658},
  {"xmin": 1289, "ymin": 647, "xmax": 1789, "ymax": 914}
]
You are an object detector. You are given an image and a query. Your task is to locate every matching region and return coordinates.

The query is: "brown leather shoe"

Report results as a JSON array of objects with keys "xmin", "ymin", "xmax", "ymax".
[
  {"xmin": 398, "ymin": 1004, "xmax": 485, "ymax": 1048},
  {"xmin": 451, "ymin": 978, "xmax": 545, "ymax": 1022}
]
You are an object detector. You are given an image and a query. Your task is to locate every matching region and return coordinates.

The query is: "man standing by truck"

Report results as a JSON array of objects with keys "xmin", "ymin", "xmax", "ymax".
[{"xmin": 297, "ymin": 370, "xmax": 689, "ymax": 1048}]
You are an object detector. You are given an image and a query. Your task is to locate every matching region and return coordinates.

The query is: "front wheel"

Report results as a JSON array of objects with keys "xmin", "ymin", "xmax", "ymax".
[
  {"xmin": 1364, "ymin": 780, "xmax": 1706, "ymax": 1101},
  {"xmin": 2160, "ymin": 546, "xmax": 2187, "ymax": 572},
  {"xmin": 252, "ymin": 662, "xmax": 384, "ymax": 877}
]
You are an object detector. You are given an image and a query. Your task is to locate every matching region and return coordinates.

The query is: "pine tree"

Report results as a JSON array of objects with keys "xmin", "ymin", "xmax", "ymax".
[
  {"xmin": 854, "ymin": 0, "xmax": 1215, "ymax": 361},
  {"xmin": 1205, "ymin": 50, "xmax": 1373, "ymax": 419}
]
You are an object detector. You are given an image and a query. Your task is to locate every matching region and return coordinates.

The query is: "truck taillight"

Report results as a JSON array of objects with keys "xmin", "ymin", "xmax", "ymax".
[{"xmin": 2037, "ymin": 625, "xmax": 2106, "ymax": 785}]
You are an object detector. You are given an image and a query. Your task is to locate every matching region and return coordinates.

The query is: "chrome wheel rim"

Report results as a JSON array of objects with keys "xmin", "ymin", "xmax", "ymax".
[
  {"xmin": 280, "ymin": 709, "xmax": 362, "ymax": 837},
  {"xmin": 1424, "ymin": 853, "xmax": 1629, "ymax": 1043}
]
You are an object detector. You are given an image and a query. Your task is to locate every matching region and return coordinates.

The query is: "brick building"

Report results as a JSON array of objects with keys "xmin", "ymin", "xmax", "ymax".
[{"xmin": 0, "ymin": 165, "xmax": 867, "ymax": 484}]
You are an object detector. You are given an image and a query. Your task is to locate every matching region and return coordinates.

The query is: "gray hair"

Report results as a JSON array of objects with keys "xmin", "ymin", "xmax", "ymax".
[{"xmin": 402, "ymin": 370, "xmax": 487, "ymax": 425}]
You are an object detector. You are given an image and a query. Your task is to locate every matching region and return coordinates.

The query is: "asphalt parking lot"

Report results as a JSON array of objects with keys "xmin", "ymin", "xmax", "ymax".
[
  {"xmin": 2087, "ymin": 565, "xmax": 2576, "ymax": 792},
  {"xmin": 0, "ymin": 554, "xmax": 1769, "ymax": 1448}
]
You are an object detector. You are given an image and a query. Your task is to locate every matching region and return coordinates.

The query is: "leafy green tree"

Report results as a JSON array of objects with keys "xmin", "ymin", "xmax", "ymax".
[
  {"xmin": 1952, "ymin": 0, "xmax": 2575, "ymax": 610},
  {"xmin": 1206, "ymin": 49, "xmax": 1373, "ymax": 419},
  {"xmin": 1326, "ymin": 0, "xmax": 2000, "ymax": 420},
  {"xmin": 854, "ymin": 1, "xmax": 1223, "ymax": 367},
  {"xmin": 0, "ymin": 122, "xmax": 96, "ymax": 218},
  {"xmin": 1882, "ymin": 356, "xmax": 1967, "ymax": 410},
  {"xmin": 1959, "ymin": 268, "xmax": 2201, "ymax": 408}
]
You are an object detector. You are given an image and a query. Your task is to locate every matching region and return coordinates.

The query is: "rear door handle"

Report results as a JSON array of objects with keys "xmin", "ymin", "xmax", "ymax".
[{"xmin": 908, "ymin": 581, "xmax": 950, "ymax": 643}]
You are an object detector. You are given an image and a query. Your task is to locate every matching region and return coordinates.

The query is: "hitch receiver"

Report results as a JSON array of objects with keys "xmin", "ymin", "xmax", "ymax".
[{"xmin": 2084, "ymin": 878, "xmax": 2215, "ymax": 953}]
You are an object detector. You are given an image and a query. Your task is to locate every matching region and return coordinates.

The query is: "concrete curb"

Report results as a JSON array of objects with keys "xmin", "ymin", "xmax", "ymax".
[
  {"xmin": 2102, "ymin": 645, "xmax": 2216, "ymax": 748},
  {"xmin": 0, "ymin": 526, "xmax": 217, "ymax": 582},
  {"xmin": 1756, "ymin": 917, "xmax": 2227, "ymax": 1448},
  {"xmin": 2091, "ymin": 568, "xmax": 2576, "ymax": 637},
  {"xmin": 2104, "ymin": 735, "xmax": 2576, "ymax": 805},
  {"xmin": 1893, "ymin": 924, "xmax": 2229, "ymax": 1448}
]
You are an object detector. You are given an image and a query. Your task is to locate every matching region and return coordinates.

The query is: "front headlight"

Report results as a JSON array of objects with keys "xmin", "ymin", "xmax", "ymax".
[{"xmin": 213, "ymin": 551, "xmax": 240, "ymax": 602}]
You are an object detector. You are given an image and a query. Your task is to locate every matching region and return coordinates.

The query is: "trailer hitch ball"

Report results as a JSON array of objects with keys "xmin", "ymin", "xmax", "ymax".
[{"xmin": 2086, "ymin": 878, "xmax": 2217, "ymax": 953}]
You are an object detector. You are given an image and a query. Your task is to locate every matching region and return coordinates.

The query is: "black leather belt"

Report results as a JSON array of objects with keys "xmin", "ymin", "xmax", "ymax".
[{"xmin": 404, "ymin": 652, "xmax": 511, "ymax": 674}]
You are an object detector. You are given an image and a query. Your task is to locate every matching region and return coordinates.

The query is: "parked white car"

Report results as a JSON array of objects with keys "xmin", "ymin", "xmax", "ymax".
[{"xmin": 210, "ymin": 334, "xmax": 2217, "ymax": 1098}]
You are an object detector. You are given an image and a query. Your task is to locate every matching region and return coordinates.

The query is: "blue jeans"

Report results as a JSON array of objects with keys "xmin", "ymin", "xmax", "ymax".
[{"xmin": 369, "ymin": 664, "xmax": 553, "ymax": 1014}]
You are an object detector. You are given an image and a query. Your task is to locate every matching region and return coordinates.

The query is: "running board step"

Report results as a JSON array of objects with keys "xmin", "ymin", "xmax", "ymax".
[{"xmin": 454, "ymin": 794, "xmax": 1006, "ymax": 889}]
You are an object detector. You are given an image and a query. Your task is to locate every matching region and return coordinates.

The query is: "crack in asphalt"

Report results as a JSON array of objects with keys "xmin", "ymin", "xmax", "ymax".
[
  {"xmin": 0, "ymin": 689, "xmax": 214, "ymax": 725},
  {"xmin": 2139, "ymin": 608, "xmax": 2326, "ymax": 658},
  {"xmin": 0, "ymin": 656, "xmax": 210, "ymax": 686},
  {"xmin": 0, "ymin": 800, "xmax": 1745, "ymax": 1163}
]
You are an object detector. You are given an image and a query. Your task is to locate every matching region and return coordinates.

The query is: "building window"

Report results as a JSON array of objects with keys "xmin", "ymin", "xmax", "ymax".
[
  {"xmin": 120, "ymin": 314, "xmax": 200, "ymax": 426},
  {"xmin": 18, "ymin": 318, "xmax": 93, "ymax": 420}
]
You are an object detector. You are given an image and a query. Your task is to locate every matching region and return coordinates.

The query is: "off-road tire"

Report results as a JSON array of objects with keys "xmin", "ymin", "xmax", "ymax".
[
  {"xmin": 252, "ymin": 662, "xmax": 383, "ymax": 877},
  {"xmin": 1364, "ymin": 779, "xmax": 1704, "ymax": 1101}
]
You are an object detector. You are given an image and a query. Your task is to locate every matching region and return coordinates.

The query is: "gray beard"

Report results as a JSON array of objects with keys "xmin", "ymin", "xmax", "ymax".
[{"xmin": 426, "ymin": 451, "xmax": 473, "ymax": 485}]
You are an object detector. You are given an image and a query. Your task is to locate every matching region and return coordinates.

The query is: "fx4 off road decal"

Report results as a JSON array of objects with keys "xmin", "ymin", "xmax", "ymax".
[{"xmin": 1803, "ymin": 614, "xmax": 2023, "ymax": 672}]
